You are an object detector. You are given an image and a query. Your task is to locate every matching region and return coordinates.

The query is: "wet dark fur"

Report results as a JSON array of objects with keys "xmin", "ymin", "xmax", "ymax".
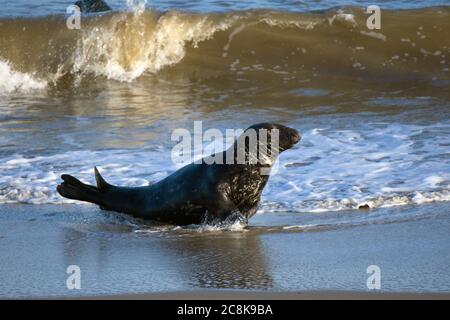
[
  {"xmin": 74, "ymin": 0, "xmax": 111, "ymax": 13},
  {"xmin": 57, "ymin": 123, "xmax": 300, "ymax": 225}
]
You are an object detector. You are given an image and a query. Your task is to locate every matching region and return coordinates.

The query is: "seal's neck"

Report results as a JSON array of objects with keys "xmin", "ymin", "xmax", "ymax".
[{"xmin": 225, "ymin": 143, "xmax": 279, "ymax": 167}]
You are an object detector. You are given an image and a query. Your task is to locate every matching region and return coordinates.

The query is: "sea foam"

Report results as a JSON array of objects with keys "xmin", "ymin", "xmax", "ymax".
[{"xmin": 0, "ymin": 60, "xmax": 47, "ymax": 94}]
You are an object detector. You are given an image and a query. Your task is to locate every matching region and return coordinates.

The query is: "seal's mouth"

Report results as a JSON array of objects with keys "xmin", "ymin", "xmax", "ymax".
[{"xmin": 279, "ymin": 127, "xmax": 301, "ymax": 151}]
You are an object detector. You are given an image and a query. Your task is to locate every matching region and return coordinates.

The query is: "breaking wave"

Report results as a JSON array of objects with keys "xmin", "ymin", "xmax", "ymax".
[
  {"xmin": 0, "ymin": 60, "xmax": 47, "ymax": 94},
  {"xmin": 0, "ymin": 6, "xmax": 449, "ymax": 92}
]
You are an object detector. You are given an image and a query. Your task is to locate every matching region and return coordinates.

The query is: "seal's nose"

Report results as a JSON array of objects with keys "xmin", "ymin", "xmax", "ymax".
[{"xmin": 290, "ymin": 129, "xmax": 301, "ymax": 144}]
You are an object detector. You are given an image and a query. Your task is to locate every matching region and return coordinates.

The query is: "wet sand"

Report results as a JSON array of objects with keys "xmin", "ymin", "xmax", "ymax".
[
  {"xmin": 83, "ymin": 291, "xmax": 450, "ymax": 300},
  {"xmin": 0, "ymin": 202, "xmax": 449, "ymax": 298}
]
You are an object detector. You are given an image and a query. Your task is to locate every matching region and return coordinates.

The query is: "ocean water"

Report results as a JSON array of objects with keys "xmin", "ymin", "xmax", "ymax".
[
  {"xmin": 2, "ymin": 0, "xmax": 450, "ymax": 17},
  {"xmin": 0, "ymin": 0, "xmax": 449, "ymax": 226}
]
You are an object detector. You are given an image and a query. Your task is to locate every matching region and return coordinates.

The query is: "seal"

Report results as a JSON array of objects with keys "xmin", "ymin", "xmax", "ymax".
[
  {"xmin": 56, "ymin": 123, "xmax": 300, "ymax": 225},
  {"xmin": 74, "ymin": 0, "xmax": 111, "ymax": 13}
]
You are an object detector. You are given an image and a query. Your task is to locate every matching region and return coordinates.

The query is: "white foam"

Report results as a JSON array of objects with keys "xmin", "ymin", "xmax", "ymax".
[
  {"xmin": 0, "ymin": 60, "xmax": 47, "ymax": 94},
  {"xmin": 0, "ymin": 149, "xmax": 171, "ymax": 204},
  {"xmin": 133, "ymin": 219, "xmax": 247, "ymax": 234},
  {"xmin": 223, "ymin": 24, "xmax": 247, "ymax": 57},
  {"xmin": 126, "ymin": 0, "xmax": 147, "ymax": 15},
  {"xmin": 328, "ymin": 10, "xmax": 357, "ymax": 27},
  {"xmin": 69, "ymin": 9, "xmax": 332, "ymax": 82},
  {"xmin": 262, "ymin": 122, "xmax": 450, "ymax": 212},
  {"xmin": 72, "ymin": 10, "xmax": 237, "ymax": 82},
  {"xmin": 360, "ymin": 30, "xmax": 387, "ymax": 41},
  {"xmin": 186, "ymin": 219, "xmax": 248, "ymax": 232},
  {"xmin": 283, "ymin": 224, "xmax": 315, "ymax": 230},
  {"xmin": 0, "ymin": 123, "xmax": 449, "ymax": 215}
]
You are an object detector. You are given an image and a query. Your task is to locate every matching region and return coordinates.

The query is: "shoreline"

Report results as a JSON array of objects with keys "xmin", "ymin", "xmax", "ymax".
[
  {"xmin": 67, "ymin": 291, "xmax": 450, "ymax": 300},
  {"xmin": 1, "ymin": 202, "xmax": 450, "ymax": 298}
]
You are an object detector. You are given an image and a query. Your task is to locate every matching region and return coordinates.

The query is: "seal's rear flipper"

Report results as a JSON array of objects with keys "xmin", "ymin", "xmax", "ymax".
[
  {"xmin": 57, "ymin": 169, "xmax": 107, "ymax": 207},
  {"xmin": 94, "ymin": 166, "xmax": 112, "ymax": 191},
  {"xmin": 57, "ymin": 168, "xmax": 141, "ymax": 214}
]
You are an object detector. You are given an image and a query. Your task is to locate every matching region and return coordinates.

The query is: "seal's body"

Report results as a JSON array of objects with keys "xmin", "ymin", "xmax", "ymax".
[
  {"xmin": 57, "ymin": 123, "xmax": 300, "ymax": 225},
  {"xmin": 74, "ymin": 0, "xmax": 111, "ymax": 13}
]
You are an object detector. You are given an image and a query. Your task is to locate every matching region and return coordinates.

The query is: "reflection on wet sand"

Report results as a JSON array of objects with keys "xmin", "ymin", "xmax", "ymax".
[
  {"xmin": 166, "ymin": 233, "xmax": 272, "ymax": 290},
  {"xmin": 2, "ymin": 203, "xmax": 450, "ymax": 297},
  {"xmin": 61, "ymin": 224, "xmax": 272, "ymax": 292}
]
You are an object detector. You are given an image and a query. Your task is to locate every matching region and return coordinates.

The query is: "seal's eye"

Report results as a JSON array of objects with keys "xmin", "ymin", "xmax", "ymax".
[{"xmin": 278, "ymin": 127, "xmax": 300, "ymax": 151}]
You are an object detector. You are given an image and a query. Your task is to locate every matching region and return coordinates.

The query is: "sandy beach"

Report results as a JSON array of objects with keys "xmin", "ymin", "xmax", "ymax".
[{"xmin": 1, "ymin": 202, "xmax": 449, "ymax": 298}]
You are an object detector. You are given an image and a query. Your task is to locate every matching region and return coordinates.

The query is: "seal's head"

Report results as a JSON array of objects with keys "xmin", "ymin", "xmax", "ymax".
[
  {"xmin": 232, "ymin": 123, "xmax": 300, "ymax": 167},
  {"xmin": 245, "ymin": 122, "xmax": 300, "ymax": 152}
]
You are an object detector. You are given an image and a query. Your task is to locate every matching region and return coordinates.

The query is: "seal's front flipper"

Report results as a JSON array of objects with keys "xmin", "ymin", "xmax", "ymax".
[
  {"xmin": 203, "ymin": 209, "xmax": 247, "ymax": 226},
  {"xmin": 204, "ymin": 196, "xmax": 247, "ymax": 225}
]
